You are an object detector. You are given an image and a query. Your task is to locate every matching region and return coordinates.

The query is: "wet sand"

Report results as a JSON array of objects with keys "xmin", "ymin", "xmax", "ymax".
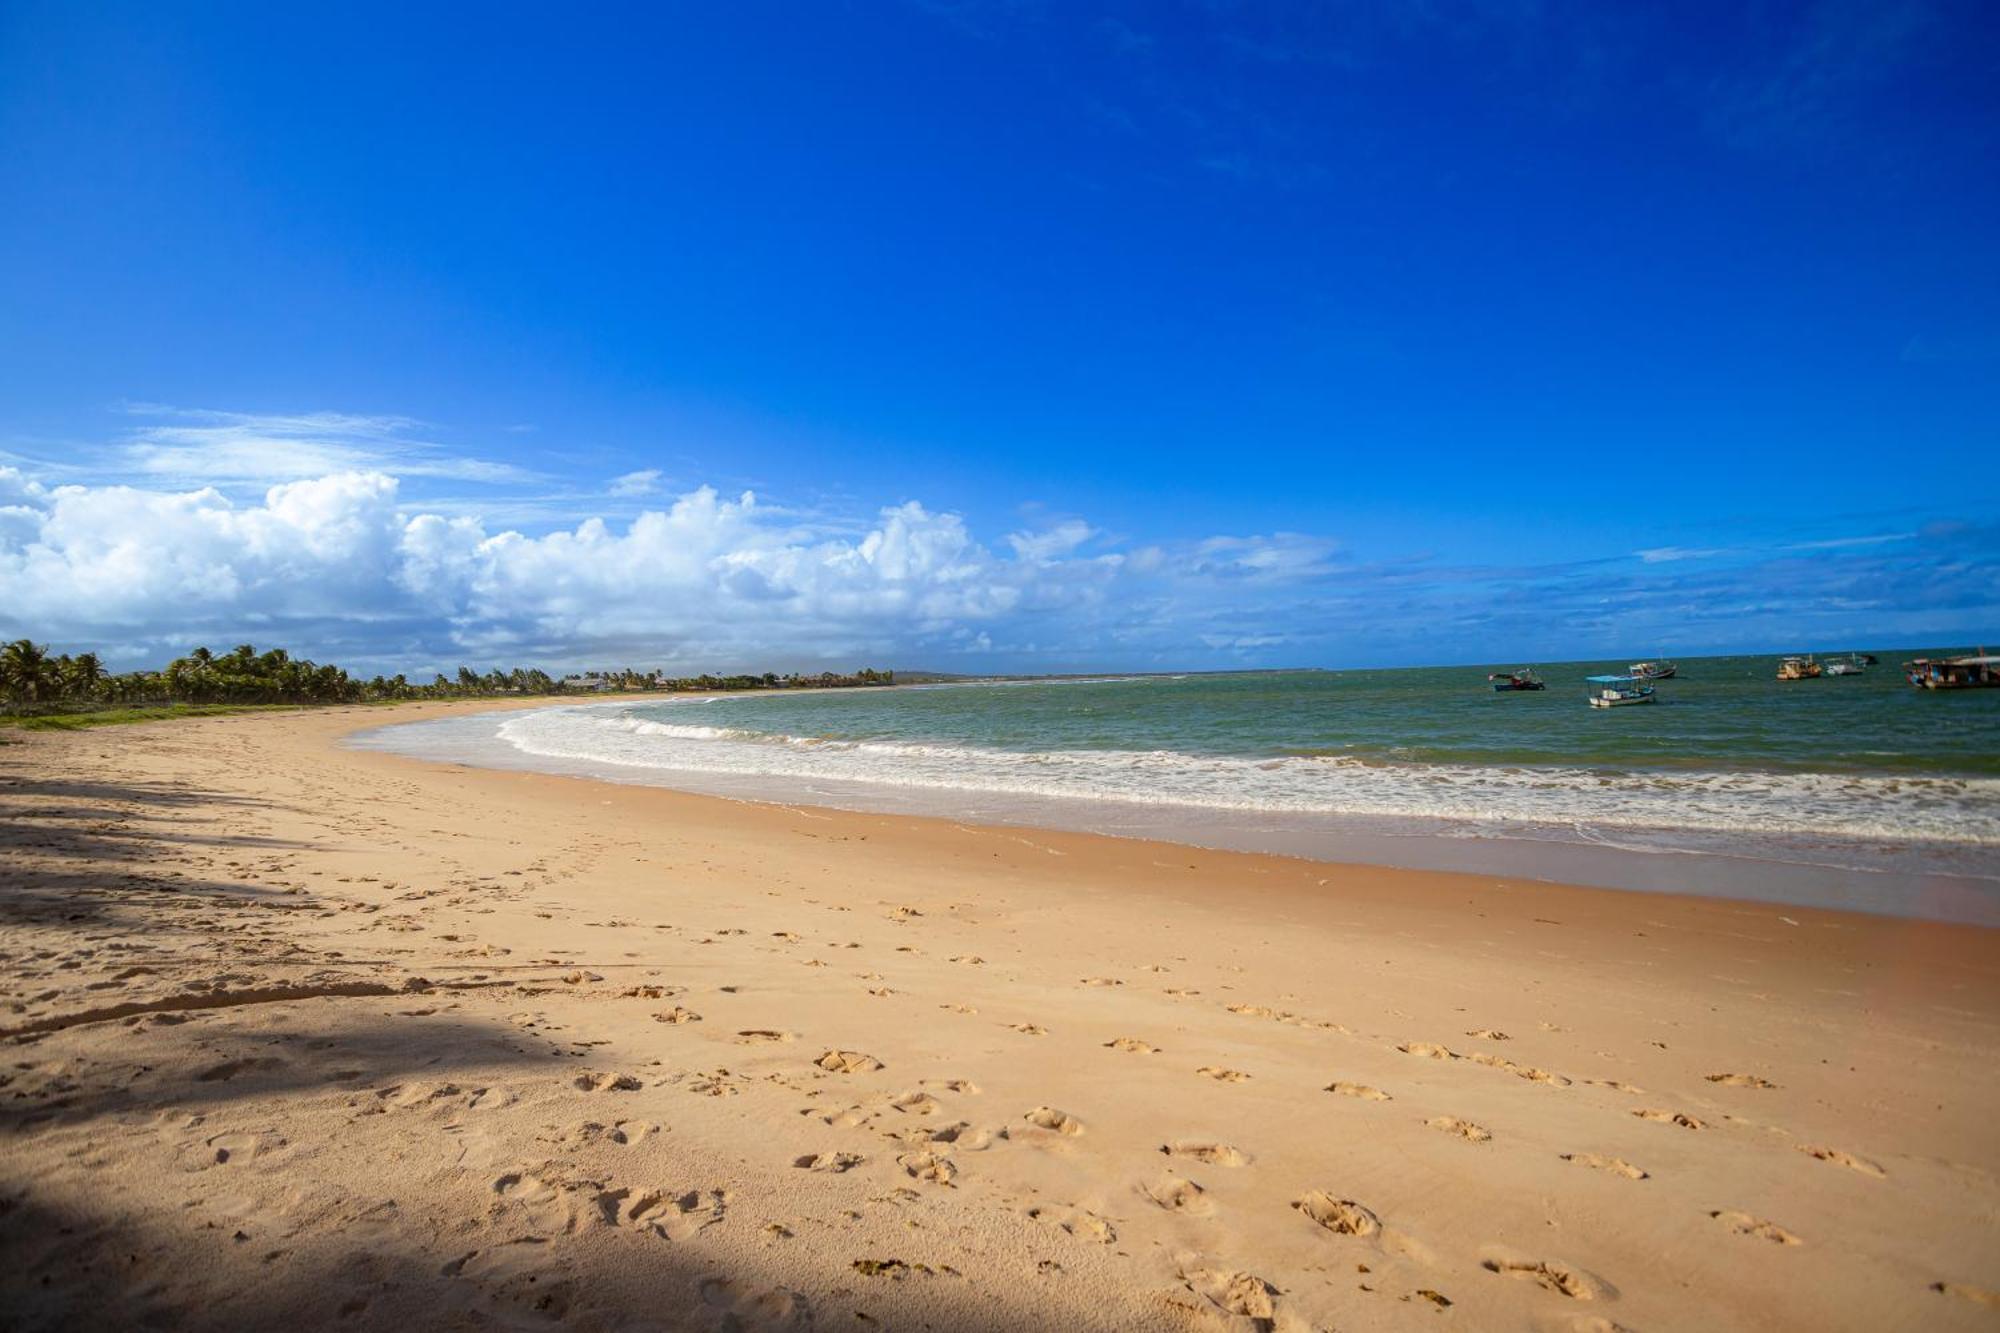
[{"xmin": 3, "ymin": 699, "xmax": 1997, "ymax": 1331}]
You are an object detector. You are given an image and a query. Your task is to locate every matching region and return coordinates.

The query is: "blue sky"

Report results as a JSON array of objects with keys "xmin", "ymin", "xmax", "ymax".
[{"xmin": 1, "ymin": 0, "xmax": 1995, "ymax": 674}]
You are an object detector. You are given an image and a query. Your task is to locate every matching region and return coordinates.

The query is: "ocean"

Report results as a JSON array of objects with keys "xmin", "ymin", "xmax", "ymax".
[{"xmin": 353, "ymin": 655, "xmax": 2000, "ymax": 922}]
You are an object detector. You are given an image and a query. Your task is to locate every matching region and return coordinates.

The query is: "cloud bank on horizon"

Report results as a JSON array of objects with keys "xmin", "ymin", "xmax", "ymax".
[{"xmin": 1, "ymin": 409, "xmax": 1991, "ymax": 676}]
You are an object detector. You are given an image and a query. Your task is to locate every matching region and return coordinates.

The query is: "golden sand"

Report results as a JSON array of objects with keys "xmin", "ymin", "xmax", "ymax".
[{"xmin": 2, "ymin": 700, "xmax": 1997, "ymax": 1331}]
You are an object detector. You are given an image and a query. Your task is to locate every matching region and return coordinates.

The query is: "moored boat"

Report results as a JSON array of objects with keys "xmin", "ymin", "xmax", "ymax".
[
  {"xmin": 1586, "ymin": 674, "xmax": 1656, "ymax": 707},
  {"xmin": 1822, "ymin": 653, "xmax": 1869, "ymax": 677},
  {"xmin": 1488, "ymin": 668, "xmax": 1545, "ymax": 692},
  {"xmin": 1903, "ymin": 653, "xmax": 1999, "ymax": 690},
  {"xmin": 1776, "ymin": 655, "xmax": 1822, "ymax": 681},
  {"xmin": 1628, "ymin": 659, "xmax": 1677, "ymax": 680}
]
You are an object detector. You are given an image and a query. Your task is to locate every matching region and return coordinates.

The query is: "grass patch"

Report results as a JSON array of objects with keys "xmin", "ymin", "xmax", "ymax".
[{"xmin": 0, "ymin": 703, "xmax": 312, "ymax": 730}]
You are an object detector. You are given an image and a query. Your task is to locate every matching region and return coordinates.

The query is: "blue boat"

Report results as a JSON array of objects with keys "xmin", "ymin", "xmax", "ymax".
[{"xmin": 1586, "ymin": 674, "xmax": 1656, "ymax": 708}]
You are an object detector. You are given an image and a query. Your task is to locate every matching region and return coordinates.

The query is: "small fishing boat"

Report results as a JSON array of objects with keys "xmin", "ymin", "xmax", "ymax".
[
  {"xmin": 1822, "ymin": 653, "xmax": 1869, "ymax": 677},
  {"xmin": 1488, "ymin": 668, "xmax": 1545, "ymax": 692},
  {"xmin": 1776, "ymin": 655, "xmax": 1822, "ymax": 681},
  {"xmin": 1587, "ymin": 674, "xmax": 1656, "ymax": 707},
  {"xmin": 1903, "ymin": 653, "xmax": 2000, "ymax": 690},
  {"xmin": 1628, "ymin": 660, "xmax": 1677, "ymax": 680}
]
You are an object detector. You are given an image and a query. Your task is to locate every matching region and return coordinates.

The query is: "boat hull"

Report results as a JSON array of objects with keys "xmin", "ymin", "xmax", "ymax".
[{"xmin": 1589, "ymin": 690, "xmax": 1655, "ymax": 708}]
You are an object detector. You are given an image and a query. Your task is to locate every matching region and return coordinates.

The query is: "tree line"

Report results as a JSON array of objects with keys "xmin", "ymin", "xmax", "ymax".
[{"xmin": 0, "ymin": 639, "xmax": 894, "ymax": 713}]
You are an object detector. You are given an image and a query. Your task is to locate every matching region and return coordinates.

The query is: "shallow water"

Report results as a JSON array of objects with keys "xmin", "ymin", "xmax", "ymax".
[{"xmin": 352, "ymin": 655, "xmax": 2000, "ymax": 923}]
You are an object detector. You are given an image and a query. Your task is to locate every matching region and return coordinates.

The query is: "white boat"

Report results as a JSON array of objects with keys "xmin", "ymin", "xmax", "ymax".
[
  {"xmin": 1822, "ymin": 653, "xmax": 1870, "ymax": 676},
  {"xmin": 1628, "ymin": 660, "xmax": 1677, "ymax": 680},
  {"xmin": 1587, "ymin": 674, "xmax": 1656, "ymax": 707}
]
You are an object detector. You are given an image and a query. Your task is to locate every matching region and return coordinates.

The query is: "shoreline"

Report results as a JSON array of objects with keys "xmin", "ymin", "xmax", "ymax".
[
  {"xmin": 351, "ymin": 699, "xmax": 2000, "ymax": 926},
  {"xmin": 3, "ymin": 701, "xmax": 1997, "ymax": 1331}
]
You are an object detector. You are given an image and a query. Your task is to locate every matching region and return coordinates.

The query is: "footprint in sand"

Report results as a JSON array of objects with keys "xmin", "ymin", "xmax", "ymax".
[
  {"xmin": 1426, "ymin": 1116, "xmax": 1492, "ymax": 1143},
  {"xmin": 896, "ymin": 1150, "xmax": 957, "ymax": 1185},
  {"xmin": 1562, "ymin": 1153, "xmax": 1648, "ymax": 1180},
  {"xmin": 736, "ymin": 1029, "xmax": 797, "ymax": 1045},
  {"xmin": 1141, "ymin": 1173, "xmax": 1213, "ymax": 1216},
  {"xmin": 949, "ymin": 955, "xmax": 985, "ymax": 966},
  {"xmin": 1464, "ymin": 1029, "xmax": 1511, "ymax": 1040},
  {"xmin": 1326, "ymin": 1081, "xmax": 1392, "ymax": 1101},
  {"xmin": 793, "ymin": 1152, "xmax": 864, "ymax": 1173},
  {"xmin": 1710, "ymin": 1210, "xmax": 1801, "ymax": 1244},
  {"xmin": 561, "ymin": 1120, "xmax": 657, "ymax": 1148},
  {"xmin": 1028, "ymin": 1206, "xmax": 1116, "ymax": 1243},
  {"xmin": 815, "ymin": 1049, "xmax": 884, "ymax": 1073},
  {"xmin": 1585, "ymin": 1078, "xmax": 1645, "ymax": 1095},
  {"xmin": 1398, "ymin": 1041, "xmax": 1456, "ymax": 1059},
  {"xmin": 809, "ymin": 1104, "xmax": 871, "ymax": 1129},
  {"xmin": 1797, "ymin": 1145, "xmax": 1885, "ymax": 1177},
  {"xmin": 1006, "ymin": 1023, "xmax": 1048, "ymax": 1036},
  {"xmin": 492, "ymin": 1171, "xmax": 576, "ymax": 1233},
  {"xmin": 926, "ymin": 1121, "xmax": 1001, "ymax": 1150},
  {"xmin": 608, "ymin": 1186, "xmax": 730, "ymax": 1240},
  {"xmin": 1105, "ymin": 1037, "xmax": 1159, "ymax": 1054},
  {"xmin": 1293, "ymin": 1191, "xmax": 1380, "ymax": 1236},
  {"xmin": 696, "ymin": 1277, "xmax": 814, "ymax": 1331},
  {"xmin": 1081, "ymin": 977, "xmax": 1122, "ymax": 987},
  {"xmin": 1162, "ymin": 1140, "xmax": 1253, "ymax": 1167},
  {"xmin": 890, "ymin": 1090, "xmax": 943, "ymax": 1116},
  {"xmin": 1195, "ymin": 1066, "xmax": 1250, "ymax": 1083},
  {"xmin": 1023, "ymin": 1106, "xmax": 1085, "ymax": 1135},
  {"xmin": 1706, "ymin": 1073, "xmax": 1778, "ymax": 1089},
  {"xmin": 1174, "ymin": 1265, "xmax": 1277, "ymax": 1326},
  {"xmin": 654, "ymin": 1007, "xmax": 703, "ymax": 1024},
  {"xmin": 1632, "ymin": 1109, "xmax": 1704, "ymax": 1130},
  {"xmin": 572, "ymin": 1071, "xmax": 643, "ymax": 1092},
  {"xmin": 1481, "ymin": 1256, "xmax": 1614, "ymax": 1301}
]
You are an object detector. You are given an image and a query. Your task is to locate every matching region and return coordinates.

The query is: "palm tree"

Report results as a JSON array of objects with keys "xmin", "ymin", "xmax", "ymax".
[
  {"xmin": 65, "ymin": 652, "xmax": 105, "ymax": 700},
  {"xmin": 1, "ymin": 639, "xmax": 55, "ymax": 704}
]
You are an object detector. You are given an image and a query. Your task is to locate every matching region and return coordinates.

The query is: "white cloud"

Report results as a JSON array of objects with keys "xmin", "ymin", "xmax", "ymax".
[
  {"xmin": 609, "ymin": 468, "xmax": 664, "ymax": 497},
  {"xmin": 1007, "ymin": 519, "xmax": 1095, "ymax": 562},
  {"xmin": 1781, "ymin": 532, "xmax": 1913, "ymax": 552},
  {"xmin": 111, "ymin": 407, "xmax": 532, "ymax": 487},
  {"xmin": 0, "ymin": 461, "xmax": 1348, "ymax": 669},
  {"xmin": 6, "ymin": 413, "xmax": 1986, "ymax": 672}
]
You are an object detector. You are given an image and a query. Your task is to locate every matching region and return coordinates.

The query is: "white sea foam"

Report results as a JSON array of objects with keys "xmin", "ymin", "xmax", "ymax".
[{"xmin": 491, "ymin": 704, "xmax": 2000, "ymax": 848}]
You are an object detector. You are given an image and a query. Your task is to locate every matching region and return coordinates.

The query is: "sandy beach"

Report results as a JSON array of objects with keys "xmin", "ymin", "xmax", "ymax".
[{"xmin": 3, "ymin": 700, "xmax": 1997, "ymax": 1333}]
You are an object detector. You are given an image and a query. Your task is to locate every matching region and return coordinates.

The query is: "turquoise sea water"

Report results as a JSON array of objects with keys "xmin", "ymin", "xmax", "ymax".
[
  {"xmin": 472, "ymin": 653, "xmax": 1998, "ymax": 848},
  {"xmin": 620, "ymin": 657, "xmax": 2000, "ymax": 777},
  {"xmin": 355, "ymin": 653, "xmax": 2000, "ymax": 918}
]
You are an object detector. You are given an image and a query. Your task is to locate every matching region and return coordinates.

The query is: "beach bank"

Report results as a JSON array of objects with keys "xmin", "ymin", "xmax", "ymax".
[{"xmin": 2, "ymin": 700, "xmax": 1997, "ymax": 1331}]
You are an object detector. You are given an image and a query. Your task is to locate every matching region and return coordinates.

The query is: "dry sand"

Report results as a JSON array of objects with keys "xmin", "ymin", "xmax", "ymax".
[{"xmin": 2, "ymin": 700, "xmax": 1997, "ymax": 1332}]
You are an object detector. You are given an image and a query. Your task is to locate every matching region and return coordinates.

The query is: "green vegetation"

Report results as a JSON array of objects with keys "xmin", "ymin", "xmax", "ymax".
[
  {"xmin": 0, "ymin": 638, "xmax": 898, "ymax": 725},
  {"xmin": 2, "ymin": 704, "xmax": 308, "ymax": 730}
]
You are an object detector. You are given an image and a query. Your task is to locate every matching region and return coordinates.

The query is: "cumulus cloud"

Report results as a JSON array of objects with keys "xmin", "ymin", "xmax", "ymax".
[
  {"xmin": 1, "ymin": 437, "xmax": 1992, "ymax": 674},
  {"xmin": 0, "ymin": 463, "xmax": 1349, "ymax": 671}
]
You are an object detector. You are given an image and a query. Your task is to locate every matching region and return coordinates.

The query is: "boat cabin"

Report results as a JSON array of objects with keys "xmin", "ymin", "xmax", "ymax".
[{"xmin": 1903, "ymin": 654, "xmax": 1999, "ymax": 690}]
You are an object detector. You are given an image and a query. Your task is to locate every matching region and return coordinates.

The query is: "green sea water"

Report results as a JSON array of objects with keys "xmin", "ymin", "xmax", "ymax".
[
  {"xmin": 643, "ymin": 654, "xmax": 1998, "ymax": 778},
  {"xmin": 359, "ymin": 650, "xmax": 2000, "ymax": 917}
]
